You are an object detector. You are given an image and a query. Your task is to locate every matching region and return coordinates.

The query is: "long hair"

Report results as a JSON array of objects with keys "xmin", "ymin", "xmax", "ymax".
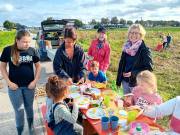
[{"xmin": 11, "ymin": 29, "xmax": 30, "ymax": 65}]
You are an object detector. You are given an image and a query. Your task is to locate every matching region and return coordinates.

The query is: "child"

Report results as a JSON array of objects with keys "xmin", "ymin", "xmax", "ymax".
[
  {"xmin": 143, "ymin": 96, "xmax": 180, "ymax": 134},
  {"xmin": 46, "ymin": 75, "xmax": 83, "ymax": 135},
  {"xmin": 88, "ymin": 61, "xmax": 107, "ymax": 84},
  {"xmin": 0, "ymin": 29, "xmax": 41, "ymax": 135},
  {"xmin": 123, "ymin": 70, "xmax": 162, "ymax": 109}
]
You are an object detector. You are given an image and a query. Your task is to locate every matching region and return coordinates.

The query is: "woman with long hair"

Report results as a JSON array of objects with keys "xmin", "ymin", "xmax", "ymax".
[{"xmin": 0, "ymin": 29, "xmax": 41, "ymax": 135}]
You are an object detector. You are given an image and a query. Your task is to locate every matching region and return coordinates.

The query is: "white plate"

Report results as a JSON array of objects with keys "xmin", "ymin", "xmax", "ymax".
[
  {"xmin": 86, "ymin": 107, "xmax": 105, "ymax": 119},
  {"xmin": 90, "ymin": 88, "xmax": 101, "ymax": 95},
  {"xmin": 70, "ymin": 85, "xmax": 79, "ymax": 92},
  {"xmin": 68, "ymin": 92, "xmax": 80, "ymax": 99},
  {"xmin": 76, "ymin": 96, "xmax": 90, "ymax": 109}
]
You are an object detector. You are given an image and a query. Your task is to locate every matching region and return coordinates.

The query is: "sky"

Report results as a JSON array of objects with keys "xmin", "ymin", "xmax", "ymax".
[{"xmin": 0, "ymin": 0, "xmax": 180, "ymax": 26}]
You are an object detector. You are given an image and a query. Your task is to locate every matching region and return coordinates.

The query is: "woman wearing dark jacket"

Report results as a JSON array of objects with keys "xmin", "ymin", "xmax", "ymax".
[
  {"xmin": 116, "ymin": 24, "xmax": 153, "ymax": 94},
  {"xmin": 53, "ymin": 27, "xmax": 86, "ymax": 85}
]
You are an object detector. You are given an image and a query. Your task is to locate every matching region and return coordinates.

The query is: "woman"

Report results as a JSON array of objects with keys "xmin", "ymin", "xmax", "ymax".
[
  {"xmin": 53, "ymin": 27, "xmax": 86, "ymax": 85},
  {"xmin": 116, "ymin": 24, "xmax": 153, "ymax": 94},
  {"xmin": 0, "ymin": 29, "xmax": 41, "ymax": 135},
  {"xmin": 87, "ymin": 26, "xmax": 111, "ymax": 73}
]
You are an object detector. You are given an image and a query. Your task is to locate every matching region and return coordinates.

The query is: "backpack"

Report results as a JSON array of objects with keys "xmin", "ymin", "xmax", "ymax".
[{"xmin": 47, "ymin": 102, "xmax": 60, "ymax": 130}]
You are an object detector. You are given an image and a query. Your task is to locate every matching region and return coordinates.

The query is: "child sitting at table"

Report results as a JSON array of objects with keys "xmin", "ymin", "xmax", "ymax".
[
  {"xmin": 88, "ymin": 61, "xmax": 107, "ymax": 85},
  {"xmin": 123, "ymin": 70, "xmax": 162, "ymax": 109},
  {"xmin": 143, "ymin": 96, "xmax": 180, "ymax": 134},
  {"xmin": 46, "ymin": 75, "xmax": 83, "ymax": 135}
]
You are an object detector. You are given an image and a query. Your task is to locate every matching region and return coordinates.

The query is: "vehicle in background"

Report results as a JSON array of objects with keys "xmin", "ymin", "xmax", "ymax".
[{"xmin": 35, "ymin": 19, "xmax": 75, "ymax": 61}]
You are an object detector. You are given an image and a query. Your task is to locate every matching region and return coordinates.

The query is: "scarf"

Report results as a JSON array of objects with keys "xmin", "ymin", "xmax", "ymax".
[
  {"xmin": 97, "ymin": 40, "xmax": 104, "ymax": 49},
  {"xmin": 123, "ymin": 40, "xmax": 142, "ymax": 56}
]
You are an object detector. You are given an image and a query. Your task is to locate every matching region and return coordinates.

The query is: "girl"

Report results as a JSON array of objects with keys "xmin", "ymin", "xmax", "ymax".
[
  {"xmin": 144, "ymin": 96, "xmax": 180, "ymax": 134},
  {"xmin": 46, "ymin": 75, "xmax": 83, "ymax": 135},
  {"xmin": 116, "ymin": 24, "xmax": 153, "ymax": 94},
  {"xmin": 0, "ymin": 29, "xmax": 41, "ymax": 135},
  {"xmin": 123, "ymin": 70, "xmax": 162, "ymax": 109},
  {"xmin": 87, "ymin": 26, "xmax": 111, "ymax": 73}
]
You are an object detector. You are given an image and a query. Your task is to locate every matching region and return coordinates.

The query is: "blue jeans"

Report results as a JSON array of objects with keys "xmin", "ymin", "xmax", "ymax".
[
  {"xmin": 8, "ymin": 87, "xmax": 35, "ymax": 128},
  {"xmin": 122, "ymin": 80, "xmax": 133, "ymax": 94}
]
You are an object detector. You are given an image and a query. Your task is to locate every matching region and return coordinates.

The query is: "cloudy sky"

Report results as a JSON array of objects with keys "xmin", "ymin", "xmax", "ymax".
[{"xmin": 0, "ymin": 0, "xmax": 180, "ymax": 26}]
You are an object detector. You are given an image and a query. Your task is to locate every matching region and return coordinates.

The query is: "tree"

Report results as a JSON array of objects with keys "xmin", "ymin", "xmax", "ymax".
[
  {"xmin": 47, "ymin": 17, "xmax": 53, "ymax": 20},
  {"xmin": 127, "ymin": 20, "xmax": 133, "ymax": 25},
  {"xmin": 111, "ymin": 17, "xmax": 119, "ymax": 24},
  {"xmin": 119, "ymin": 18, "xmax": 126, "ymax": 25},
  {"xmin": 3, "ymin": 20, "xmax": 15, "ymax": 30},
  {"xmin": 74, "ymin": 19, "xmax": 84, "ymax": 28},
  {"xmin": 101, "ymin": 18, "xmax": 110, "ymax": 25},
  {"xmin": 89, "ymin": 19, "xmax": 97, "ymax": 25}
]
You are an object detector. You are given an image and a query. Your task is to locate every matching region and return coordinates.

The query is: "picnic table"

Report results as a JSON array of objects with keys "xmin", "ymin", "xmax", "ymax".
[{"xmin": 37, "ymin": 84, "xmax": 164, "ymax": 135}]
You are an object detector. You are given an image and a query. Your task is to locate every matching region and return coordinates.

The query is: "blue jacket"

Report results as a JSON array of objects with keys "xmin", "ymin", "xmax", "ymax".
[{"xmin": 53, "ymin": 43, "xmax": 86, "ymax": 83}]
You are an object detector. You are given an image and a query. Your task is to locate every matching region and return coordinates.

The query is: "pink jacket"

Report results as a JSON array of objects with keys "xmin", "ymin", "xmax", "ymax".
[
  {"xmin": 132, "ymin": 86, "xmax": 162, "ymax": 109},
  {"xmin": 87, "ymin": 39, "xmax": 111, "ymax": 72}
]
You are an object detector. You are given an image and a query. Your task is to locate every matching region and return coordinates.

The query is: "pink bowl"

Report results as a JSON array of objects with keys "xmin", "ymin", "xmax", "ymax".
[{"xmin": 129, "ymin": 122, "xmax": 150, "ymax": 135}]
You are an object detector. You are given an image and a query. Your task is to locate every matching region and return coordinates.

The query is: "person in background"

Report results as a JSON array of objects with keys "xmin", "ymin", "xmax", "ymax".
[
  {"xmin": 116, "ymin": 24, "xmax": 153, "ymax": 94},
  {"xmin": 87, "ymin": 26, "xmax": 111, "ymax": 73},
  {"xmin": 166, "ymin": 33, "xmax": 172, "ymax": 48},
  {"xmin": 143, "ymin": 96, "xmax": 180, "ymax": 135},
  {"xmin": 87, "ymin": 61, "xmax": 107, "ymax": 85},
  {"xmin": 46, "ymin": 75, "xmax": 83, "ymax": 135},
  {"xmin": 53, "ymin": 27, "xmax": 86, "ymax": 85},
  {"xmin": 0, "ymin": 29, "xmax": 41, "ymax": 135},
  {"xmin": 123, "ymin": 70, "xmax": 162, "ymax": 109},
  {"xmin": 162, "ymin": 34, "xmax": 167, "ymax": 49}
]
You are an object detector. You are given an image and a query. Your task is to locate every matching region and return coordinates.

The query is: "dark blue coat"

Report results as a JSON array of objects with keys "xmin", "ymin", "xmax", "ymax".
[
  {"xmin": 53, "ymin": 43, "xmax": 86, "ymax": 83},
  {"xmin": 116, "ymin": 41, "xmax": 153, "ymax": 87}
]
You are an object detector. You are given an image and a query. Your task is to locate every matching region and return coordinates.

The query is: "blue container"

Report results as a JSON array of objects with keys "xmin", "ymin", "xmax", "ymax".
[
  {"xmin": 110, "ymin": 116, "xmax": 119, "ymax": 130},
  {"xmin": 101, "ymin": 116, "xmax": 109, "ymax": 130}
]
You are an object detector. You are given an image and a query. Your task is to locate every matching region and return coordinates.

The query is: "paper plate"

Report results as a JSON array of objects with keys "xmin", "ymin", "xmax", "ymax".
[
  {"xmin": 90, "ymin": 88, "xmax": 101, "ymax": 95},
  {"xmin": 76, "ymin": 96, "xmax": 90, "ymax": 109},
  {"xmin": 69, "ymin": 85, "xmax": 79, "ymax": 92},
  {"xmin": 86, "ymin": 107, "xmax": 105, "ymax": 119},
  {"xmin": 68, "ymin": 92, "xmax": 81, "ymax": 99}
]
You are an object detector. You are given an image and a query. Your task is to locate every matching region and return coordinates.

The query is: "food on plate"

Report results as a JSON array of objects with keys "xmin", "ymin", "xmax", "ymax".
[{"xmin": 92, "ymin": 82, "xmax": 106, "ymax": 89}]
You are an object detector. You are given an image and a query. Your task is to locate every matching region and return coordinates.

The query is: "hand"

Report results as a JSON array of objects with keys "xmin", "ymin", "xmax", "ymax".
[
  {"xmin": 67, "ymin": 78, "xmax": 73, "ymax": 85},
  {"xmin": 123, "ymin": 72, "xmax": 131, "ymax": 77},
  {"xmin": 28, "ymin": 81, "xmax": 36, "ymax": 89},
  {"xmin": 77, "ymin": 78, "xmax": 84, "ymax": 84},
  {"xmin": 8, "ymin": 81, "xmax": 18, "ymax": 90}
]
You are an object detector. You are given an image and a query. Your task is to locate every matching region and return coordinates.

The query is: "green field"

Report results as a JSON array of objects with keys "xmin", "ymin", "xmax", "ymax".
[{"xmin": 0, "ymin": 27, "xmax": 180, "ymax": 127}]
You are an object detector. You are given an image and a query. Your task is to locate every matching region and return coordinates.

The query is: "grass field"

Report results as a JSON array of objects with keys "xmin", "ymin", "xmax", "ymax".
[{"xmin": 0, "ymin": 28, "xmax": 180, "ymax": 127}]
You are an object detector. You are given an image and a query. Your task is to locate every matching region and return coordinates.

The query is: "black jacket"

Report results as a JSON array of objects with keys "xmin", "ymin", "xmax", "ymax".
[
  {"xmin": 116, "ymin": 41, "xmax": 153, "ymax": 87},
  {"xmin": 53, "ymin": 43, "xmax": 86, "ymax": 83}
]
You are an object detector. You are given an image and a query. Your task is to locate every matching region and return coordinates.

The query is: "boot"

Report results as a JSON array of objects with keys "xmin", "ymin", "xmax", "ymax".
[
  {"xmin": 27, "ymin": 118, "xmax": 35, "ymax": 135},
  {"xmin": 17, "ymin": 126, "xmax": 24, "ymax": 135}
]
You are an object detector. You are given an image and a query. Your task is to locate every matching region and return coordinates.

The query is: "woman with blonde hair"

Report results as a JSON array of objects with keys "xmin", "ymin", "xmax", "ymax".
[{"xmin": 116, "ymin": 24, "xmax": 153, "ymax": 94}]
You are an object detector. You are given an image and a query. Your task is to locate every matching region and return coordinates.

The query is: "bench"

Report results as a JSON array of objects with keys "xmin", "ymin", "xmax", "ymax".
[{"xmin": 41, "ymin": 105, "xmax": 54, "ymax": 135}]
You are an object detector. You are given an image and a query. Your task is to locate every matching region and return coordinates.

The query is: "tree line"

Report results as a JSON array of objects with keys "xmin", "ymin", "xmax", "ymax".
[{"xmin": 3, "ymin": 16, "xmax": 180, "ymax": 30}]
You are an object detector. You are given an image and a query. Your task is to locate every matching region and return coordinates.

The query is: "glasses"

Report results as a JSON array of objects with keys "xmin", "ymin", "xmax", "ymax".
[{"xmin": 129, "ymin": 32, "xmax": 140, "ymax": 35}]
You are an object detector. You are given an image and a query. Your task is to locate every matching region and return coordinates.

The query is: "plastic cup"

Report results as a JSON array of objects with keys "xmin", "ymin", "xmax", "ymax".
[
  {"xmin": 127, "ymin": 111, "xmax": 138, "ymax": 122},
  {"xmin": 110, "ymin": 116, "xmax": 119, "ymax": 130},
  {"xmin": 104, "ymin": 95, "xmax": 110, "ymax": 107},
  {"xmin": 101, "ymin": 116, "xmax": 110, "ymax": 130}
]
